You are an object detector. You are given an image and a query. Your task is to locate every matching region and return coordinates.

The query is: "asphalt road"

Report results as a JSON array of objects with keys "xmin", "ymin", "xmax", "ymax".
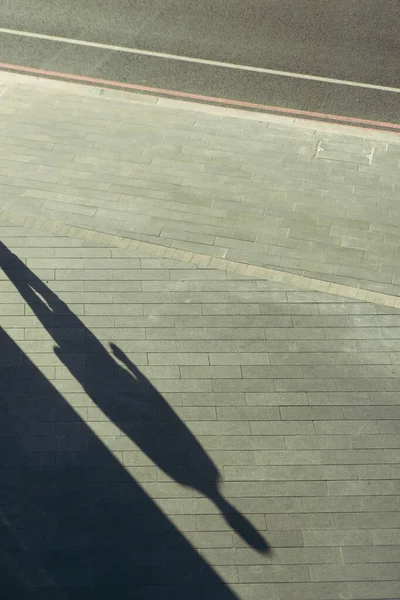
[{"xmin": 1, "ymin": 0, "xmax": 399, "ymax": 123}]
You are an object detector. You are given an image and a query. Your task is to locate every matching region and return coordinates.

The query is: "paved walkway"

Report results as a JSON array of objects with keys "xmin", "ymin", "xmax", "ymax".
[
  {"xmin": 0, "ymin": 72, "xmax": 400, "ymax": 599},
  {"xmin": 0, "ymin": 72, "xmax": 400, "ymax": 302}
]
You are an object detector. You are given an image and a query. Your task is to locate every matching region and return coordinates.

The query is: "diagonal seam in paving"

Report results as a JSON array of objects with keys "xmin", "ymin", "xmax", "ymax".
[{"xmin": 2, "ymin": 208, "xmax": 400, "ymax": 311}]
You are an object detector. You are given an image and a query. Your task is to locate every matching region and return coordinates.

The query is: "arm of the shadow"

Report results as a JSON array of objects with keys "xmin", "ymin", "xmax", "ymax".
[
  {"xmin": 110, "ymin": 342, "xmax": 163, "ymax": 399},
  {"xmin": 0, "ymin": 242, "xmax": 66, "ymax": 317},
  {"xmin": 110, "ymin": 342, "xmax": 148, "ymax": 383},
  {"xmin": 0, "ymin": 242, "xmax": 104, "ymax": 355}
]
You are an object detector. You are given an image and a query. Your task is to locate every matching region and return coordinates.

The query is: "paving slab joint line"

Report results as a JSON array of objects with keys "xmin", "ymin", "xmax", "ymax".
[{"xmin": 1, "ymin": 209, "xmax": 400, "ymax": 309}]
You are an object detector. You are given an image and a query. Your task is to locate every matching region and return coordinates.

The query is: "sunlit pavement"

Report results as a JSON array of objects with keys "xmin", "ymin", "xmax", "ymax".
[{"xmin": 0, "ymin": 72, "xmax": 400, "ymax": 599}]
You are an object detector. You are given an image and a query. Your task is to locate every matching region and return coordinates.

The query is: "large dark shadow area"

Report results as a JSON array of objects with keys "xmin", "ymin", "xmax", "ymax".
[{"xmin": 0, "ymin": 241, "xmax": 269, "ymax": 599}]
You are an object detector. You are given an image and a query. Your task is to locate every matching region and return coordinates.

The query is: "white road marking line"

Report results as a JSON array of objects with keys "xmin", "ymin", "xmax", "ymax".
[{"xmin": 1, "ymin": 27, "xmax": 400, "ymax": 94}]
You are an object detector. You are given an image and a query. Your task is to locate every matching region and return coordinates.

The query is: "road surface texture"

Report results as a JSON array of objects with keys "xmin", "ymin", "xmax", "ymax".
[
  {"xmin": 0, "ymin": 0, "xmax": 400, "ymax": 123},
  {"xmin": 0, "ymin": 73, "xmax": 400, "ymax": 599}
]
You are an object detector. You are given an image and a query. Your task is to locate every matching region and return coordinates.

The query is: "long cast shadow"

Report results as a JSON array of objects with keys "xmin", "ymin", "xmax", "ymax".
[
  {"xmin": 0, "ymin": 241, "xmax": 268, "ymax": 554},
  {"xmin": 0, "ymin": 241, "xmax": 269, "ymax": 596}
]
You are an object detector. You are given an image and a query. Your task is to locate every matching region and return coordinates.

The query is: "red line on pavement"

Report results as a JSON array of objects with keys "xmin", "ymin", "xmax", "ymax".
[{"xmin": 1, "ymin": 62, "xmax": 399, "ymax": 134}]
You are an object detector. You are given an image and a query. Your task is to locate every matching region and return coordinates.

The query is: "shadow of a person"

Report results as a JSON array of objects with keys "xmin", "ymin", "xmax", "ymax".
[
  {"xmin": 109, "ymin": 342, "xmax": 269, "ymax": 553},
  {"xmin": 0, "ymin": 241, "xmax": 269, "ymax": 554}
]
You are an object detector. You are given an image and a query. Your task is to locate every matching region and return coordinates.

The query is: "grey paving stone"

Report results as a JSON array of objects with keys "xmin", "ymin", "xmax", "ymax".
[
  {"xmin": 260, "ymin": 303, "xmax": 318, "ymax": 315},
  {"xmin": 342, "ymin": 545, "xmax": 400, "ymax": 564},
  {"xmin": 343, "ymin": 406, "xmax": 400, "ymax": 420},
  {"xmin": 270, "ymin": 352, "xmax": 331, "ymax": 365},
  {"xmin": 256, "ymin": 449, "xmax": 384, "ymax": 466},
  {"xmin": 83, "ymin": 281, "xmax": 144, "ymax": 293},
  {"xmin": 295, "ymin": 339, "xmax": 358, "ymax": 352},
  {"xmin": 265, "ymin": 328, "xmax": 326, "ymax": 340},
  {"xmin": 286, "ymin": 291, "xmax": 358, "ymax": 303},
  {"xmin": 285, "ymin": 435, "xmax": 351, "ymax": 450},
  {"xmin": 237, "ymin": 564, "xmax": 310, "ymax": 583},
  {"xmin": 310, "ymin": 563, "xmax": 381, "ymax": 582},
  {"xmin": 209, "ymin": 353, "xmax": 271, "ymax": 365},
  {"xmin": 274, "ymin": 379, "xmax": 337, "ymax": 392},
  {"xmin": 185, "ymin": 421, "xmax": 251, "ymax": 436},
  {"xmin": 351, "ymin": 434, "xmax": 400, "ymax": 448},
  {"xmin": 142, "ymin": 379, "xmax": 213, "ymax": 392},
  {"xmin": 0, "ymin": 303, "xmax": 25, "ymax": 315},
  {"xmin": 302, "ymin": 529, "xmax": 373, "ymax": 547},
  {"xmin": 314, "ymin": 420, "xmax": 379, "ymax": 434},
  {"xmin": 271, "ymin": 546, "xmax": 341, "ymax": 564},
  {"xmin": 335, "ymin": 512, "xmax": 400, "ymax": 529},
  {"xmin": 241, "ymin": 366, "xmax": 303, "ymax": 379},
  {"xmin": 250, "ymin": 422, "xmax": 316, "ymax": 435},
  {"xmin": 114, "ymin": 315, "xmax": 174, "ymax": 328},
  {"xmin": 258, "ymin": 481, "xmax": 328, "ymax": 498},
  {"xmin": 275, "ymin": 582, "xmax": 350, "ymax": 600},
  {"xmin": 212, "ymin": 379, "xmax": 275, "ymax": 392},
  {"xmin": 371, "ymin": 529, "xmax": 400, "ymax": 545},
  {"xmin": 324, "ymin": 328, "xmax": 384, "ymax": 340},
  {"xmin": 148, "ymin": 353, "xmax": 209, "ymax": 365},
  {"xmin": 246, "ymin": 392, "xmax": 307, "ymax": 406},
  {"xmin": 297, "ymin": 496, "xmax": 363, "ymax": 515},
  {"xmin": 307, "ymin": 391, "xmax": 370, "ymax": 405},
  {"xmin": 217, "ymin": 407, "xmax": 280, "ymax": 421},
  {"xmin": 203, "ymin": 303, "xmax": 262, "ymax": 315},
  {"xmin": 265, "ymin": 513, "xmax": 335, "ymax": 530},
  {"xmin": 180, "ymin": 366, "xmax": 242, "ymax": 379}
]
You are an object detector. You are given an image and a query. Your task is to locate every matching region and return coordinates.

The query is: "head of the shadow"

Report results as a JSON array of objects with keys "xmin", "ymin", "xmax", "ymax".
[
  {"xmin": 212, "ymin": 494, "xmax": 270, "ymax": 554},
  {"xmin": 110, "ymin": 343, "xmax": 270, "ymax": 555}
]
